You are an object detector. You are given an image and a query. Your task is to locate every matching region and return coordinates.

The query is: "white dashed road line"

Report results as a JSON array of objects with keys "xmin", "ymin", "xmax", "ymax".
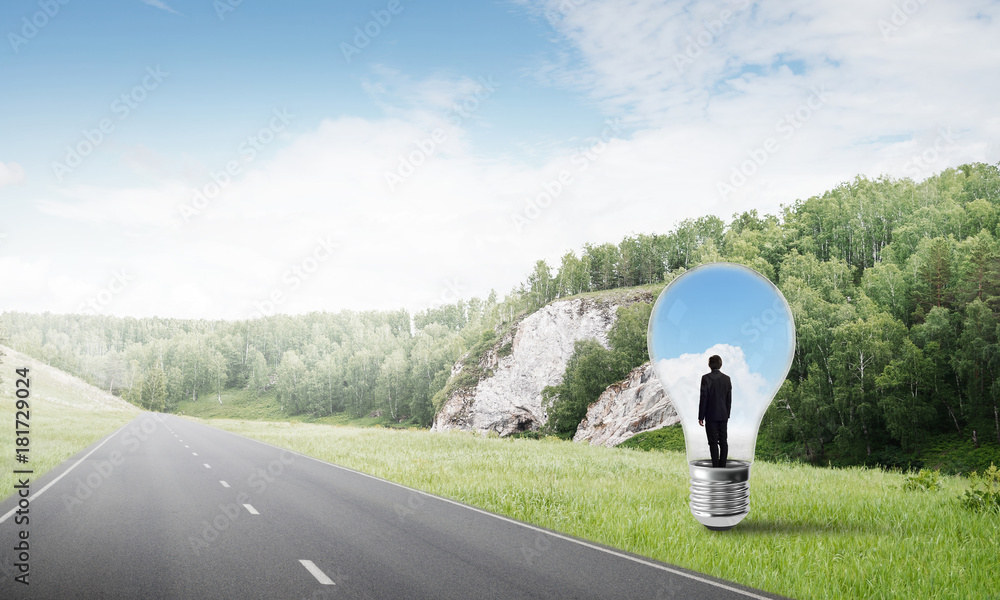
[
  {"xmin": 243, "ymin": 504, "xmax": 259, "ymax": 515},
  {"xmin": 203, "ymin": 464, "xmax": 211, "ymax": 469},
  {"xmin": 192, "ymin": 452, "xmax": 198, "ymax": 456},
  {"xmin": 299, "ymin": 560, "xmax": 335, "ymax": 585},
  {"xmin": 220, "ymin": 481, "xmax": 229, "ymax": 488}
]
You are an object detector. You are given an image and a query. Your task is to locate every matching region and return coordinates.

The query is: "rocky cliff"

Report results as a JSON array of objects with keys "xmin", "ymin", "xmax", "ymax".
[
  {"xmin": 431, "ymin": 290, "xmax": 654, "ymax": 436},
  {"xmin": 572, "ymin": 362, "xmax": 679, "ymax": 447}
]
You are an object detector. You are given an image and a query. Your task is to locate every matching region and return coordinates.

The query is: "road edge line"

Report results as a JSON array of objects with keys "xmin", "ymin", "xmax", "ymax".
[{"xmin": 0, "ymin": 418, "xmax": 134, "ymax": 524}]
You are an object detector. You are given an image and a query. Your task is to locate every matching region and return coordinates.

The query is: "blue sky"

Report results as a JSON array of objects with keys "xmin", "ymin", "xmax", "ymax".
[
  {"xmin": 1, "ymin": 0, "xmax": 999, "ymax": 319},
  {"xmin": 0, "ymin": 1, "xmax": 598, "ymax": 173},
  {"xmin": 648, "ymin": 262, "xmax": 795, "ymax": 390}
]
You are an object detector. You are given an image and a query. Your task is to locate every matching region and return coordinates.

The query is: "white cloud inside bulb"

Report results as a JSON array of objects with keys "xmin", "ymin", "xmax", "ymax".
[{"xmin": 656, "ymin": 343, "xmax": 775, "ymax": 461}]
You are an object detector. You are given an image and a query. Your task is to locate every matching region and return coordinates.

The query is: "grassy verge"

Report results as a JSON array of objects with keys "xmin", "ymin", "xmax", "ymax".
[
  {"xmin": 0, "ymin": 347, "xmax": 139, "ymax": 501},
  {"xmin": 174, "ymin": 388, "xmax": 414, "ymax": 428},
  {"xmin": 199, "ymin": 418, "xmax": 998, "ymax": 600},
  {"xmin": 174, "ymin": 389, "xmax": 288, "ymax": 421}
]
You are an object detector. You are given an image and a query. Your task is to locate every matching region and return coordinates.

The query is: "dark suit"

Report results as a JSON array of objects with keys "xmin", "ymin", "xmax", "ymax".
[{"xmin": 699, "ymin": 368, "xmax": 732, "ymax": 467}]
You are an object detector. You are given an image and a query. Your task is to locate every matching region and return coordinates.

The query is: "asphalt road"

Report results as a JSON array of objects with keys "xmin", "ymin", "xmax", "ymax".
[{"xmin": 0, "ymin": 413, "xmax": 789, "ymax": 599}]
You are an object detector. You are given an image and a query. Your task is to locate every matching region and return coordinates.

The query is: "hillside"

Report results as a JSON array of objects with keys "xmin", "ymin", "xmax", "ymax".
[
  {"xmin": 0, "ymin": 346, "xmax": 139, "ymax": 501},
  {"xmin": 0, "ymin": 346, "xmax": 137, "ymax": 413},
  {"xmin": 432, "ymin": 286, "xmax": 656, "ymax": 435}
]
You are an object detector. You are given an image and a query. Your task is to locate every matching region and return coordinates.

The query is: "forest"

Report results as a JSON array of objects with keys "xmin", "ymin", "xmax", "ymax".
[{"xmin": 1, "ymin": 162, "xmax": 999, "ymax": 467}]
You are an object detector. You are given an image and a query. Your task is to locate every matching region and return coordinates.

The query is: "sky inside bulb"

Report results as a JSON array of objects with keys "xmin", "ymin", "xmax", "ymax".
[{"xmin": 647, "ymin": 263, "xmax": 796, "ymax": 463}]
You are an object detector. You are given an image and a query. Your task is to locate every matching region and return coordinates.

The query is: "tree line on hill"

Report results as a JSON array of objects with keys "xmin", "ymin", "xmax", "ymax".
[
  {"xmin": 539, "ymin": 163, "xmax": 1000, "ymax": 466},
  {"xmin": 1, "ymin": 163, "xmax": 999, "ymax": 465}
]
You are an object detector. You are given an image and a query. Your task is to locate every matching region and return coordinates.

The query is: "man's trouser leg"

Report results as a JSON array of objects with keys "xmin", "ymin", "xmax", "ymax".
[
  {"xmin": 716, "ymin": 420, "xmax": 728, "ymax": 468},
  {"xmin": 706, "ymin": 421, "xmax": 721, "ymax": 467}
]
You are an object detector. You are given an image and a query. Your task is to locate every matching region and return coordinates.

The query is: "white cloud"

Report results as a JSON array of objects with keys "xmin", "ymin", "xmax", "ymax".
[
  {"xmin": 37, "ymin": 183, "xmax": 184, "ymax": 229},
  {"xmin": 0, "ymin": 257, "xmax": 51, "ymax": 313},
  {"xmin": 528, "ymin": 0, "xmax": 1000, "ymax": 205},
  {"xmin": 0, "ymin": 161, "xmax": 25, "ymax": 187},
  {"xmin": 655, "ymin": 343, "xmax": 776, "ymax": 462},
  {"xmin": 11, "ymin": 2, "xmax": 1000, "ymax": 319},
  {"xmin": 24, "ymin": 79, "xmax": 564, "ymax": 319}
]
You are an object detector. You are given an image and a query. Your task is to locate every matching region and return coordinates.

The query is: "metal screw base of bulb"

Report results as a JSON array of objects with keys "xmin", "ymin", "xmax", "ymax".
[{"xmin": 689, "ymin": 459, "xmax": 751, "ymax": 531}]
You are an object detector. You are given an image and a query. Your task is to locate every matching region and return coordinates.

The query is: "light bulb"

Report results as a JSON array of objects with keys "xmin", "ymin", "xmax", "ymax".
[{"xmin": 647, "ymin": 262, "xmax": 795, "ymax": 530}]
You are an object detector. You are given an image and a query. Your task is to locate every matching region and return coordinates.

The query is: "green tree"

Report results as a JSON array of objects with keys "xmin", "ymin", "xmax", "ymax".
[
  {"xmin": 954, "ymin": 299, "xmax": 999, "ymax": 446},
  {"xmin": 276, "ymin": 350, "xmax": 307, "ymax": 413},
  {"xmin": 956, "ymin": 230, "xmax": 1000, "ymax": 308},
  {"xmin": 556, "ymin": 251, "xmax": 590, "ymax": 296},
  {"xmin": 861, "ymin": 261, "xmax": 910, "ymax": 324},
  {"xmin": 379, "ymin": 347, "xmax": 410, "ymax": 421},
  {"xmin": 911, "ymin": 236, "xmax": 955, "ymax": 318},
  {"xmin": 911, "ymin": 306, "xmax": 965, "ymax": 435},
  {"xmin": 526, "ymin": 259, "xmax": 556, "ymax": 310},
  {"xmin": 830, "ymin": 309, "xmax": 906, "ymax": 458},
  {"xmin": 144, "ymin": 365, "xmax": 168, "ymax": 412},
  {"xmin": 607, "ymin": 303, "xmax": 653, "ymax": 370},
  {"xmin": 542, "ymin": 339, "xmax": 623, "ymax": 436},
  {"xmin": 248, "ymin": 349, "xmax": 269, "ymax": 398},
  {"xmin": 875, "ymin": 338, "xmax": 935, "ymax": 451},
  {"xmin": 210, "ymin": 349, "xmax": 227, "ymax": 404},
  {"xmin": 583, "ymin": 243, "xmax": 620, "ymax": 290}
]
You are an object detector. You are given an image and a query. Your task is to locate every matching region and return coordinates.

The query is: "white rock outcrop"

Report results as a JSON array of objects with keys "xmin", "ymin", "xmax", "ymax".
[
  {"xmin": 431, "ymin": 292, "xmax": 652, "ymax": 436},
  {"xmin": 573, "ymin": 362, "xmax": 679, "ymax": 447}
]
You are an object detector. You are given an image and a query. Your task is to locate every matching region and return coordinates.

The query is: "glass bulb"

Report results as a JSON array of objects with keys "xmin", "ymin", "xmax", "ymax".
[{"xmin": 647, "ymin": 262, "xmax": 795, "ymax": 530}]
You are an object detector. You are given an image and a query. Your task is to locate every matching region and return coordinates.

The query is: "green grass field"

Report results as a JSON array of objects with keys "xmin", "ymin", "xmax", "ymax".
[
  {"xmin": 199, "ymin": 418, "xmax": 999, "ymax": 600},
  {"xmin": 0, "ymin": 346, "xmax": 139, "ymax": 501}
]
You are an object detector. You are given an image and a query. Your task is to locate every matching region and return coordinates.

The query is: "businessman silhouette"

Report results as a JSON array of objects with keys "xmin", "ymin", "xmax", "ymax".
[{"xmin": 698, "ymin": 354, "xmax": 732, "ymax": 468}]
